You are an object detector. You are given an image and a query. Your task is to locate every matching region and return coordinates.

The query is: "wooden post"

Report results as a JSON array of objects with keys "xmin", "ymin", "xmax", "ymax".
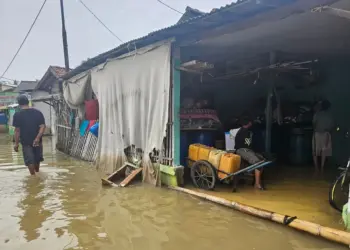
[
  {"xmin": 172, "ymin": 46, "xmax": 181, "ymax": 165},
  {"xmin": 60, "ymin": 0, "xmax": 70, "ymax": 71},
  {"xmin": 265, "ymin": 51, "xmax": 276, "ymax": 154},
  {"xmin": 169, "ymin": 186, "xmax": 350, "ymax": 246},
  {"xmin": 347, "ymin": 183, "xmax": 350, "ymax": 231}
]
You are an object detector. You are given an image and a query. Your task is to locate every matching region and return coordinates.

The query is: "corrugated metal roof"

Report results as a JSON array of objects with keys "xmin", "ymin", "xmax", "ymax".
[
  {"xmin": 63, "ymin": 0, "xmax": 294, "ymax": 80},
  {"xmin": 177, "ymin": 6, "xmax": 206, "ymax": 24},
  {"xmin": 15, "ymin": 81, "xmax": 38, "ymax": 92}
]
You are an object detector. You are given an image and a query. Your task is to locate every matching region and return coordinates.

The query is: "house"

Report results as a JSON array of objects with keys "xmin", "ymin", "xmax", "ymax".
[
  {"xmin": 14, "ymin": 80, "xmax": 38, "ymax": 99},
  {"xmin": 0, "ymin": 81, "xmax": 18, "ymax": 108},
  {"xmin": 31, "ymin": 66, "xmax": 69, "ymax": 135},
  {"xmin": 176, "ymin": 6, "xmax": 206, "ymax": 24},
  {"xmin": 14, "ymin": 66, "xmax": 68, "ymax": 135},
  {"xmin": 0, "ymin": 81, "xmax": 17, "ymax": 92},
  {"xmin": 36, "ymin": 65, "xmax": 68, "ymax": 94}
]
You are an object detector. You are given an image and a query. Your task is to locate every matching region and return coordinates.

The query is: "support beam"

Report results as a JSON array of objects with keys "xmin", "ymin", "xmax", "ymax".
[
  {"xmin": 313, "ymin": 6, "xmax": 350, "ymax": 20},
  {"xmin": 172, "ymin": 47, "xmax": 181, "ymax": 165},
  {"xmin": 265, "ymin": 51, "xmax": 276, "ymax": 155}
]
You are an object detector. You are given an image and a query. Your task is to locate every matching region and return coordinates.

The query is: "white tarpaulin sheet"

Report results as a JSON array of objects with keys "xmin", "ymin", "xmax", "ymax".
[
  {"xmin": 91, "ymin": 42, "xmax": 171, "ymax": 185},
  {"xmin": 63, "ymin": 73, "xmax": 92, "ymax": 119}
]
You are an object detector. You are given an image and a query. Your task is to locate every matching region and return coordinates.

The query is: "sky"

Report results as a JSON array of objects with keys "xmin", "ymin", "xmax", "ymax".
[{"xmin": 0, "ymin": 0, "xmax": 235, "ymax": 81}]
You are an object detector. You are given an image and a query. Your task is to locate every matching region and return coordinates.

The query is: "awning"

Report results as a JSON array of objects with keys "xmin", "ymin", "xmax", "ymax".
[{"xmin": 31, "ymin": 94, "xmax": 60, "ymax": 103}]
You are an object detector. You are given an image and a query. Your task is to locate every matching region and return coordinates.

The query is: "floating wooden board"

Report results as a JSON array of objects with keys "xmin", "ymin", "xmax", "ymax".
[
  {"xmin": 101, "ymin": 178, "xmax": 118, "ymax": 187},
  {"xmin": 120, "ymin": 168, "xmax": 143, "ymax": 187},
  {"xmin": 101, "ymin": 162, "xmax": 142, "ymax": 187},
  {"xmin": 105, "ymin": 164, "xmax": 128, "ymax": 182}
]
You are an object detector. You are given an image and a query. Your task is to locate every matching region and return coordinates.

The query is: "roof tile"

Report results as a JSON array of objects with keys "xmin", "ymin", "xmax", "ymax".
[{"xmin": 50, "ymin": 66, "xmax": 69, "ymax": 78}]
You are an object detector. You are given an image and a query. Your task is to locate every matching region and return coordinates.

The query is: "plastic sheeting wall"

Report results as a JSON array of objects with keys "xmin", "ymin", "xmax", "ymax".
[{"xmin": 91, "ymin": 42, "xmax": 171, "ymax": 184}]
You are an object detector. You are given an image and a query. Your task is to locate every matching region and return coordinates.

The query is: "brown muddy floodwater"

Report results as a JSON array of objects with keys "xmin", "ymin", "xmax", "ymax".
[{"xmin": 0, "ymin": 136, "xmax": 346, "ymax": 250}]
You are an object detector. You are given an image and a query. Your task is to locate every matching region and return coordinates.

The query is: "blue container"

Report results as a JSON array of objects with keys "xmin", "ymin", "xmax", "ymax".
[
  {"xmin": 289, "ymin": 128, "xmax": 312, "ymax": 165},
  {"xmin": 0, "ymin": 114, "xmax": 8, "ymax": 125},
  {"xmin": 191, "ymin": 130, "xmax": 216, "ymax": 147},
  {"xmin": 180, "ymin": 130, "xmax": 216, "ymax": 166},
  {"xmin": 180, "ymin": 132, "xmax": 190, "ymax": 166}
]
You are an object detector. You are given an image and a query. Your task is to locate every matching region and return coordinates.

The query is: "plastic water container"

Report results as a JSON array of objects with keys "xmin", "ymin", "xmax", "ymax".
[
  {"xmin": 188, "ymin": 144, "xmax": 201, "ymax": 161},
  {"xmin": 198, "ymin": 145, "xmax": 212, "ymax": 161},
  {"xmin": 218, "ymin": 153, "xmax": 241, "ymax": 179},
  {"xmin": 208, "ymin": 150, "xmax": 224, "ymax": 169}
]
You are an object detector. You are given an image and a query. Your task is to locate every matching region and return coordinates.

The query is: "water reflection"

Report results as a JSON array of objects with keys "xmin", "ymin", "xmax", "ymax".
[
  {"xmin": 19, "ymin": 177, "xmax": 51, "ymax": 242},
  {"xmin": 0, "ymin": 136, "xmax": 347, "ymax": 250}
]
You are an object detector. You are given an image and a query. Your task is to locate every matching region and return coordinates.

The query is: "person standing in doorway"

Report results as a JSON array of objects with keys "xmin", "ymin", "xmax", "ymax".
[
  {"xmin": 13, "ymin": 95, "xmax": 46, "ymax": 175},
  {"xmin": 312, "ymin": 100, "xmax": 334, "ymax": 173}
]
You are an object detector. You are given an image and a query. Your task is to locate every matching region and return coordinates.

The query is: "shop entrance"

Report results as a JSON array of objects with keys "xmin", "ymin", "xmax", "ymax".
[{"xmin": 175, "ymin": 1, "xmax": 350, "ymax": 228}]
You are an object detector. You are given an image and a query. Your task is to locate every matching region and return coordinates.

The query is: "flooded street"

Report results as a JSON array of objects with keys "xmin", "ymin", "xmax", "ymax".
[{"xmin": 0, "ymin": 135, "xmax": 346, "ymax": 250}]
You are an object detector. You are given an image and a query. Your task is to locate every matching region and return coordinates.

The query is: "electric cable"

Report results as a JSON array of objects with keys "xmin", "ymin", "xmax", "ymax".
[
  {"xmin": 0, "ymin": 0, "xmax": 48, "ymax": 79},
  {"xmin": 156, "ymin": 0, "xmax": 184, "ymax": 15},
  {"xmin": 78, "ymin": 0, "xmax": 123, "ymax": 43}
]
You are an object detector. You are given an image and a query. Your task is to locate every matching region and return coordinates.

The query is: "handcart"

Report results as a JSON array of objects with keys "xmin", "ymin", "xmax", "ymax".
[{"xmin": 189, "ymin": 158, "xmax": 273, "ymax": 192}]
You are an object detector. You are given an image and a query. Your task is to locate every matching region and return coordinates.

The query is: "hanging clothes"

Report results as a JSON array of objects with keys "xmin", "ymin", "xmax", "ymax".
[
  {"xmin": 75, "ymin": 116, "xmax": 81, "ymax": 130},
  {"xmin": 90, "ymin": 122, "xmax": 99, "ymax": 137},
  {"xmin": 87, "ymin": 120, "xmax": 96, "ymax": 131},
  {"xmin": 79, "ymin": 120, "xmax": 89, "ymax": 136},
  {"xmin": 85, "ymin": 99, "xmax": 99, "ymax": 120}
]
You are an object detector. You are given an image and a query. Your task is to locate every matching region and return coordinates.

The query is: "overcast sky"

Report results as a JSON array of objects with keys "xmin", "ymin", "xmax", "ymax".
[{"xmin": 0, "ymin": 0, "xmax": 234, "ymax": 81}]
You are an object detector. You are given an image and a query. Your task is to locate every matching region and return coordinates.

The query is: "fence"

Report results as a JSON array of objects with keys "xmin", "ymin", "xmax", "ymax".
[
  {"xmin": 55, "ymin": 100, "xmax": 98, "ymax": 162},
  {"xmin": 55, "ymin": 96, "xmax": 174, "ymax": 165}
]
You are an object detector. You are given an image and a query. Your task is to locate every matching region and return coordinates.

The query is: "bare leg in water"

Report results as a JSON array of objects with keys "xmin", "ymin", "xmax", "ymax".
[
  {"xmin": 27, "ymin": 164, "xmax": 36, "ymax": 175},
  {"xmin": 254, "ymin": 169, "xmax": 263, "ymax": 190},
  {"xmin": 34, "ymin": 163, "xmax": 40, "ymax": 173}
]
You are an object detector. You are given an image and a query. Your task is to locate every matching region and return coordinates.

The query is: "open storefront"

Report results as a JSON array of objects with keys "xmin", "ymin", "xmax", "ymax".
[{"xmin": 175, "ymin": 0, "xmax": 350, "ymax": 228}]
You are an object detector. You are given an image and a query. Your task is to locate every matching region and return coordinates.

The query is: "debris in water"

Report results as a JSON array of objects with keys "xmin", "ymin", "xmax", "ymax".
[{"xmin": 97, "ymin": 233, "xmax": 107, "ymax": 238}]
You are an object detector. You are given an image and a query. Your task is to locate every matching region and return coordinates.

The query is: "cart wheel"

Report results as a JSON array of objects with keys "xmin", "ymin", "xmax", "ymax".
[{"xmin": 191, "ymin": 160, "xmax": 216, "ymax": 190}]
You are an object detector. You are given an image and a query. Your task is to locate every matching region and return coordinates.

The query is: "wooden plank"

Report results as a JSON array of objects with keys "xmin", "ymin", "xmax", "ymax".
[
  {"xmin": 120, "ymin": 168, "xmax": 143, "ymax": 187},
  {"xmin": 101, "ymin": 178, "xmax": 118, "ymax": 187},
  {"xmin": 106, "ymin": 164, "xmax": 127, "ymax": 180}
]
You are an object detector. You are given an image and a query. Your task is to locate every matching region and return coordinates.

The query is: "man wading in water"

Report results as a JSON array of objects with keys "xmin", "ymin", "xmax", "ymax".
[{"xmin": 13, "ymin": 95, "xmax": 46, "ymax": 175}]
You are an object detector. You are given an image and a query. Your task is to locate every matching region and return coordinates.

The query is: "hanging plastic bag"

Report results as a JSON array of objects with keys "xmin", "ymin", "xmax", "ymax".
[{"xmin": 90, "ymin": 122, "xmax": 99, "ymax": 137}]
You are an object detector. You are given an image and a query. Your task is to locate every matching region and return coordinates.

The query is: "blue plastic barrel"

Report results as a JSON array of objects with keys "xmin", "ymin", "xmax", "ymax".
[
  {"xmin": 191, "ymin": 130, "xmax": 216, "ymax": 147},
  {"xmin": 0, "ymin": 114, "xmax": 7, "ymax": 125},
  {"xmin": 289, "ymin": 128, "xmax": 312, "ymax": 165},
  {"xmin": 180, "ymin": 132, "xmax": 190, "ymax": 166}
]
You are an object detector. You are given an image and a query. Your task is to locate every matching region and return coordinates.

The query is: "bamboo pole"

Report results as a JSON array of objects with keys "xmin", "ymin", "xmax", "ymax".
[{"xmin": 168, "ymin": 186, "xmax": 350, "ymax": 246}]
